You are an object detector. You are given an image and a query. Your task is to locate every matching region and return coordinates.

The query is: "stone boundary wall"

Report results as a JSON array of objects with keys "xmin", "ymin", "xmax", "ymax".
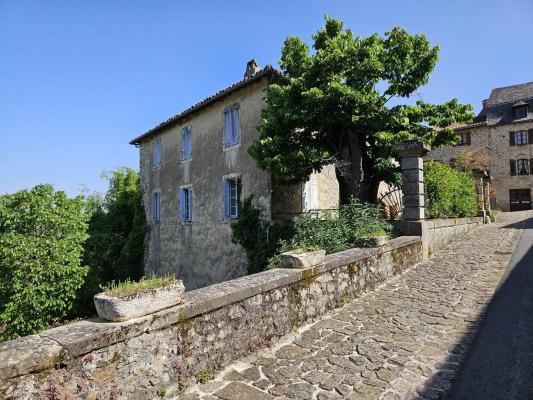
[
  {"xmin": 424, "ymin": 217, "xmax": 484, "ymax": 256},
  {"xmin": 394, "ymin": 216, "xmax": 484, "ymax": 258},
  {"xmin": 0, "ymin": 236, "xmax": 421, "ymax": 400}
]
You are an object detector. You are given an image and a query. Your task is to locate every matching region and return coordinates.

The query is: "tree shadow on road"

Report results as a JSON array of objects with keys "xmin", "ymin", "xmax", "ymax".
[{"xmin": 417, "ymin": 217, "xmax": 533, "ymax": 400}]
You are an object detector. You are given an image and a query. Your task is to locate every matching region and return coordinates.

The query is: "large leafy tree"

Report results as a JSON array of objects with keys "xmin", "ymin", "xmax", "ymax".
[
  {"xmin": 249, "ymin": 17, "xmax": 474, "ymax": 204},
  {"xmin": 0, "ymin": 185, "xmax": 89, "ymax": 340}
]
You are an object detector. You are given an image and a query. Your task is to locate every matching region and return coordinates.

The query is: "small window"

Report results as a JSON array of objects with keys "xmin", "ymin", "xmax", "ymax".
[
  {"xmin": 223, "ymin": 178, "xmax": 239, "ymax": 219},
  {"xmin": 515, "ymin": 106, "xmax": 528, "ymax": 120},
  {"xmin": 179, "ymin": 187, "xmax": 193, "ymax": 222},
  {"xmin": 517, "ymin": 159, "xmax": 529, "ymax": 175},
  {"xmin": 153, "ymin": 138, "xmax": 161, "ymax": 168},
  {"xmin": 181, "ymin": 126, "xmax": 192, "ymax": 161},
  {"xmin": 223, "ymin": 105, "xmax": 240, "ymax": 147},
  {"xmin": 152, "ymin": 192, "xmax": 160, "ymax": 221},
  {"xmin": 516, "ymin": 130, "xmax": 528, "ymax": 145},
  {"xmin": 457, "ymin": 132, "xmax": 471, "ymax": 146}
]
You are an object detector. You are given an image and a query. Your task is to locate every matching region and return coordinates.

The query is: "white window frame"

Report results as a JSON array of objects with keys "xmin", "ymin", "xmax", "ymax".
[
  {"xmin": 181, "ymin": 126, "xmax": 192, "ymax": 161},
  {"xmin": 517, "ymin": 159, "xmax": 529, "ymax": 175},
  {"xmin": 152, "ymin": 191, "xmax": 161, "ymax": 221},
  {"xmin": 153, "ymin": 138, "xmax": 161, "ymax": 168},
  {"xmin": 179, "ymin": 186, "xmax": 193, "ymax": 222},
  {"xmin": 223, "ymin": 104, "xmax": 240, "ymax": 148},
  {"xmin": 516, "ymin": 130, "xmax": 528, "ymax": 146},
  {"xmin": 223, "ymin": 177, "xmax": 239, "ymax": 219}
]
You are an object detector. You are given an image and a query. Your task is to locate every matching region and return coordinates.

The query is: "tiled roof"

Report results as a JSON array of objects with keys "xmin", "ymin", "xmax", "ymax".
[
  {"xmin": 130, "ymin": 65, "xmax": 283, "ymax": 145},
  {"xmin": 450, "ymin": 121, "xmax": 487, "ymax": 131},
  {"xmin": 486, "ymin": 82, "xmax": 533, "ymax": 106}
]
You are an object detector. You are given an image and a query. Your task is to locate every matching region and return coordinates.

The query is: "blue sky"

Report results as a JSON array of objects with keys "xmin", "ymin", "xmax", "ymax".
[{"xmin": 1, "ymin": 0, "xmax": 532, "ymax": 196}]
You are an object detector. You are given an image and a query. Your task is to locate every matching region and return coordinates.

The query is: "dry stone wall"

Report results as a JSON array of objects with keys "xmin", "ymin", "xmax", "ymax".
[{"xmin": 1, "ymin": 237, "xmax": 422, "ymax": 400}]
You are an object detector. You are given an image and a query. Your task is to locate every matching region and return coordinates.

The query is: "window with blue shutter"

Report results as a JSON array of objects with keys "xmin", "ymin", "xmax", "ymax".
[
  {"xmin": 180, "ymin": 187, "xmax": 192, "ymax": 222},
  {"xmin": 223, "ymin": 178, "xmax": 238, "ymax": 219},
  {"xmin": 152, "ymin": 192, "xmax": 160, "ymax": 221},
  {"xmin": 181, "ymin": 126, "xmax": 192, "ymax": 160},
  {"xmin": 223, "ymin": 104, "xmax": 240, "ymax": 147},
  {"xmin": 153, "ymin": 138, "xmax": 161, "ymax": 168}
]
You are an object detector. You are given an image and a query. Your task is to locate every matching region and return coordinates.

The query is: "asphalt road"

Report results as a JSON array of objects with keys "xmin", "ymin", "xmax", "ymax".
[{"xmin": 447, "ymin": 216, "xmax": 533, "ymax": 400}]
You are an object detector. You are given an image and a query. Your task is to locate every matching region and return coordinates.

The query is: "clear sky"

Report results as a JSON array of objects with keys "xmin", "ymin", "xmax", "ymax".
[{"xmin": 1, "ymin": 0, "xmax": 532, "ymax": 196}]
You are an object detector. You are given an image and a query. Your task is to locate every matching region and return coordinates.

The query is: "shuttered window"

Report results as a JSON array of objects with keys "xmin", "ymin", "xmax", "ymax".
[
  {"xmin": 179, "ymin": 187, "xmax": 192, "ymax": 222},
  {"xmin": 223, "ymin": 178, "xmax": 239, "ymax": 219},
  {"xmin": 153, "ymin": 138, "xmax": 161, "ymax": 168},
  {"xmin": 181, "ymin": 126, "xmax": 192, "ymax": 160},
  {"xmin": 516, "ymin": 159, "xmax": 530, "ymax": 175},
  {"xmin": 152, "ymin": 192, "xmax": 160, "ymax": 221},
  {"xmin": 223, "ymin": 105, "xmax": 240, "ymax": 147},
  {"xmin": 457, "ymin": 132, "xmax": 471, "ymax": 146}
]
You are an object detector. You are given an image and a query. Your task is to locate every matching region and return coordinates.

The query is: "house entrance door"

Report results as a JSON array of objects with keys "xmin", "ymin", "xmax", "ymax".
[{"xmin": 510, "ymin": 189, "xmax": 532, "ymax": 211}]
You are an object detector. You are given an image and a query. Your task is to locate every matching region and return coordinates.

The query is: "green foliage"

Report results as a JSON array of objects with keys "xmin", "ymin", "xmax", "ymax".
[
  {"xmin": 280, "ymin": 199, "xmax": 392, "ymax": 256},
  {"xmin": 249, "ymin": 16, "xmax": 473, "ymax": 202},
  {"xmin": 0, "ymin": 185, "xmax": 89, "ymax": 341},
  {"xmin": 231, "ymin": 195, "xmax": 293, "ymax": 275},
  {"xmin": 425, "ymin": 161, "xmax": 478, "ymax": 218},
  {"xmin": 75, "ymin": 167, "xmax": 147, "ymax": 316},
  {"xmin": 103, "ymin": 273, "xmax": 175, "ymax": 297}
]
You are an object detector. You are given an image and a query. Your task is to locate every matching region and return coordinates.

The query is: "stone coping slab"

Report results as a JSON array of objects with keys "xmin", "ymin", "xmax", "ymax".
[{"xmin": 0, "ymin": 235, "xmax": 421, "ymax": 380}]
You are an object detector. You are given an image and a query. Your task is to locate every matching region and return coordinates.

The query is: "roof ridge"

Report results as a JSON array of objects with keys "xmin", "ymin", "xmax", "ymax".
[{"xmin": 130, "ymin": 65, "xmax": 283, "ymax": 145}]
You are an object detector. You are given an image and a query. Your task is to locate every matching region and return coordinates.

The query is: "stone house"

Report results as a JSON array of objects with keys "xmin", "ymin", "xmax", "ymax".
[
  {"xmin": 427, "ymin": 82, "xmax": 533, "ymax": 212},
  {"xmin": 130, "ymin": 60, "xmax": 339, "ymax": 290}
]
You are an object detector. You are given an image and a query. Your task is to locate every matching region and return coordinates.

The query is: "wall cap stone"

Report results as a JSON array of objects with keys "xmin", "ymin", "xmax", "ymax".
[{"xmin": 0, "ymin": 236, "xmax": 422, "ymax": 380}]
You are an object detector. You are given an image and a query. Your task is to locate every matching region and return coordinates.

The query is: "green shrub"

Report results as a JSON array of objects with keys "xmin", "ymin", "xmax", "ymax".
[
  {"xmin": 231, "ymin": 195, "xmax": 293, "ymax": 275},
  {"xmin": 0, "ymin": 185, "xmax": 89, "ymax": 341},
  {"xmin": 425, "ymin": 161, "xmax": 477, "ymax": 218},
  {"xmin": 282, "ymin": 199, "xmax": 392, "ymax": 256}
]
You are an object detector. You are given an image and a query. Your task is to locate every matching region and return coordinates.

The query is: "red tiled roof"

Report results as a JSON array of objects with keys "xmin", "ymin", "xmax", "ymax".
[{"xmin": 129, "ymin": 66, "xmax": 283, "ymax": 145}]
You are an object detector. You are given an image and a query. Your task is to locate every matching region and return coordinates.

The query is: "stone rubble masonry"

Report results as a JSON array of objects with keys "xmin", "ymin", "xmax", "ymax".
[
  {"xmin": 394, "ymin": 217, "xmax": 484, "ymax": 259},
  {"xmin": 0, "ymin": 218, "xmax": 482, "ymax": 399},
  {"xmin": 186, "ymin": 212, "xmax": 526, "ymax": 400},
  {"xmin": 1, "ymin": 236, "xmax": 421, "ymax": 399}
]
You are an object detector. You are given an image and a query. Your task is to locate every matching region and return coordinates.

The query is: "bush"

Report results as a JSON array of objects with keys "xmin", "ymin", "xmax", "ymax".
[
  {"xmin": 231, "ymin": 195, "xmax": 293, "ymax": 274},
  {"xmin": 0, "ymin": 185, "xmax": 89, "ymax": 341},
  {"xmin": 425, "ymin": 161, "xmax": 477, "ymax": 218},
  {"xmin": 283, "ymin": 199, "xmax": 392, "ymax": 255}
]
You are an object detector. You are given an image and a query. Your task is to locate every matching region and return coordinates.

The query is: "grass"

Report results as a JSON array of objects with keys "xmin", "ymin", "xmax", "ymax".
[
  {"xmin": 103, "ymin": 273, "xmax": 176, "ymax": 297},
  {"xmin": 195, "ymin": 369, "xmax": 214, "ymax": 384}
]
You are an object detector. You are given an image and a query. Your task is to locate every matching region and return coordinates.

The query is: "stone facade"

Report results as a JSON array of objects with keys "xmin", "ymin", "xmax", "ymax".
[
  {"xmin": 427, "ymin": 82, "xmax": 533, "ymax": 212},
  {"xmin": 1, "ymin": 236, "xmax": 422, "ymax": 400},
  {"xmin": 132, "ymin": 63, "xmax": 339, "ymax": 290}
]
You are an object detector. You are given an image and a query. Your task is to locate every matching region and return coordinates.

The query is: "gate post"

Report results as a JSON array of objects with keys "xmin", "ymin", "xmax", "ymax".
[{"xmin": 394, "ymin": 140, "xmax": 431, "ymax": 221}]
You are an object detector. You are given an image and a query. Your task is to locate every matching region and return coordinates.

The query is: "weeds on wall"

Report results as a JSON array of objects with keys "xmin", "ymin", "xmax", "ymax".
[
  {"xmin": 278, "ymin": 199, "xmax": 392, "ymax": 256},
  {"xmin": 425, "ymin": 161, "xmax": 477, "ymax": 218}
]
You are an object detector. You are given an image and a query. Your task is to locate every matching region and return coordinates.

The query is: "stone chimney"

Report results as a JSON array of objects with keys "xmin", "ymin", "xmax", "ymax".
[
  {"xmin": 244, "ymin": 59, "xmax": 261, "ymax": 79},
  {"xmin": 482, "ymin": 99, "xmax": 488, "ymax": 108}
]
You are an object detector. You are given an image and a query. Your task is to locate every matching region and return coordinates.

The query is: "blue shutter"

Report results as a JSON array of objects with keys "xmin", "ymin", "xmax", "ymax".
[
  {"xmin": 179, "ymin": 189, "xmax": 185, "ymax": 221},
  {"xmin": 186, "ymin": 127, "xmax": 191, "ymax": 158},
  {"xmin": 223, "ymin": 180, "xmax": 229, "ymax": 218},
  {"xmin": 224, "ymin": 109, "xmax": 231, "ymax": 146},
  {"xmin": 181, "ymin": 129, "xmax": 185, "ymax": 160},
  {"xmin": 232, "ymin": 107, "xmax": 240, "ymax": 144},
  {"xmin": 188, "ymin": 188, "xmax": 193, "ymax": 221}
]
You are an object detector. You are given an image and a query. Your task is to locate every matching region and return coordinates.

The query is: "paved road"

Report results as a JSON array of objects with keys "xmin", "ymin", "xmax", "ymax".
[
  {"xmin": 447, "ymin": 215, "xmax": 533, "ymax": 400},
  {"xmin": 180, "ymin": 212, "xmax": 529, "ymax": 400}
]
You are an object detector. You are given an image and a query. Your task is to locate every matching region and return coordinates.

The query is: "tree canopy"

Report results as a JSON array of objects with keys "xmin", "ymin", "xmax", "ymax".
[{"xmin": 249, "ymin": 16, "xmax": 474, "ymax": 204}]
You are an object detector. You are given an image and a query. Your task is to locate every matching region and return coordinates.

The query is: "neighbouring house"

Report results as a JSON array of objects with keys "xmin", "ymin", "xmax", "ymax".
[
  {"xmin": 130, "ymin": 60, "xmax": 339, "ymax": 290},
  {"xmin": 427, "ymin": 82, "xmax": 533, "ymax": 212}
]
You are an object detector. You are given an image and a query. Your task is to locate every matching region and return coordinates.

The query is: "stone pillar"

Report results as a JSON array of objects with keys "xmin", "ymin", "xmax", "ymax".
[
  {"xmin": 483, "ymin": 178, "xmax": 491, "ymax": 214},
  {"xmin": 473, "ymin": 169, "xmax": 487, "ymax": 221},
  {"xmin": 394, "ymin": 140, "xmax": 431, "ymax": 221}
]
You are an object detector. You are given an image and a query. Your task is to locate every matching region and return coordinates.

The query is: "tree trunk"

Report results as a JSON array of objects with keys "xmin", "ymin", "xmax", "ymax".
[{"xmin": 334, "ymin": 128, "xmax": 380, "ymax": 205}]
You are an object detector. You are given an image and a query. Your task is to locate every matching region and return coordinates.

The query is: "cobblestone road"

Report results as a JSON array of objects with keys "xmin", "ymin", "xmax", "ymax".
[{"xmin": 180, "ymin": 212, "xmax": 529, "ymax": 400}]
